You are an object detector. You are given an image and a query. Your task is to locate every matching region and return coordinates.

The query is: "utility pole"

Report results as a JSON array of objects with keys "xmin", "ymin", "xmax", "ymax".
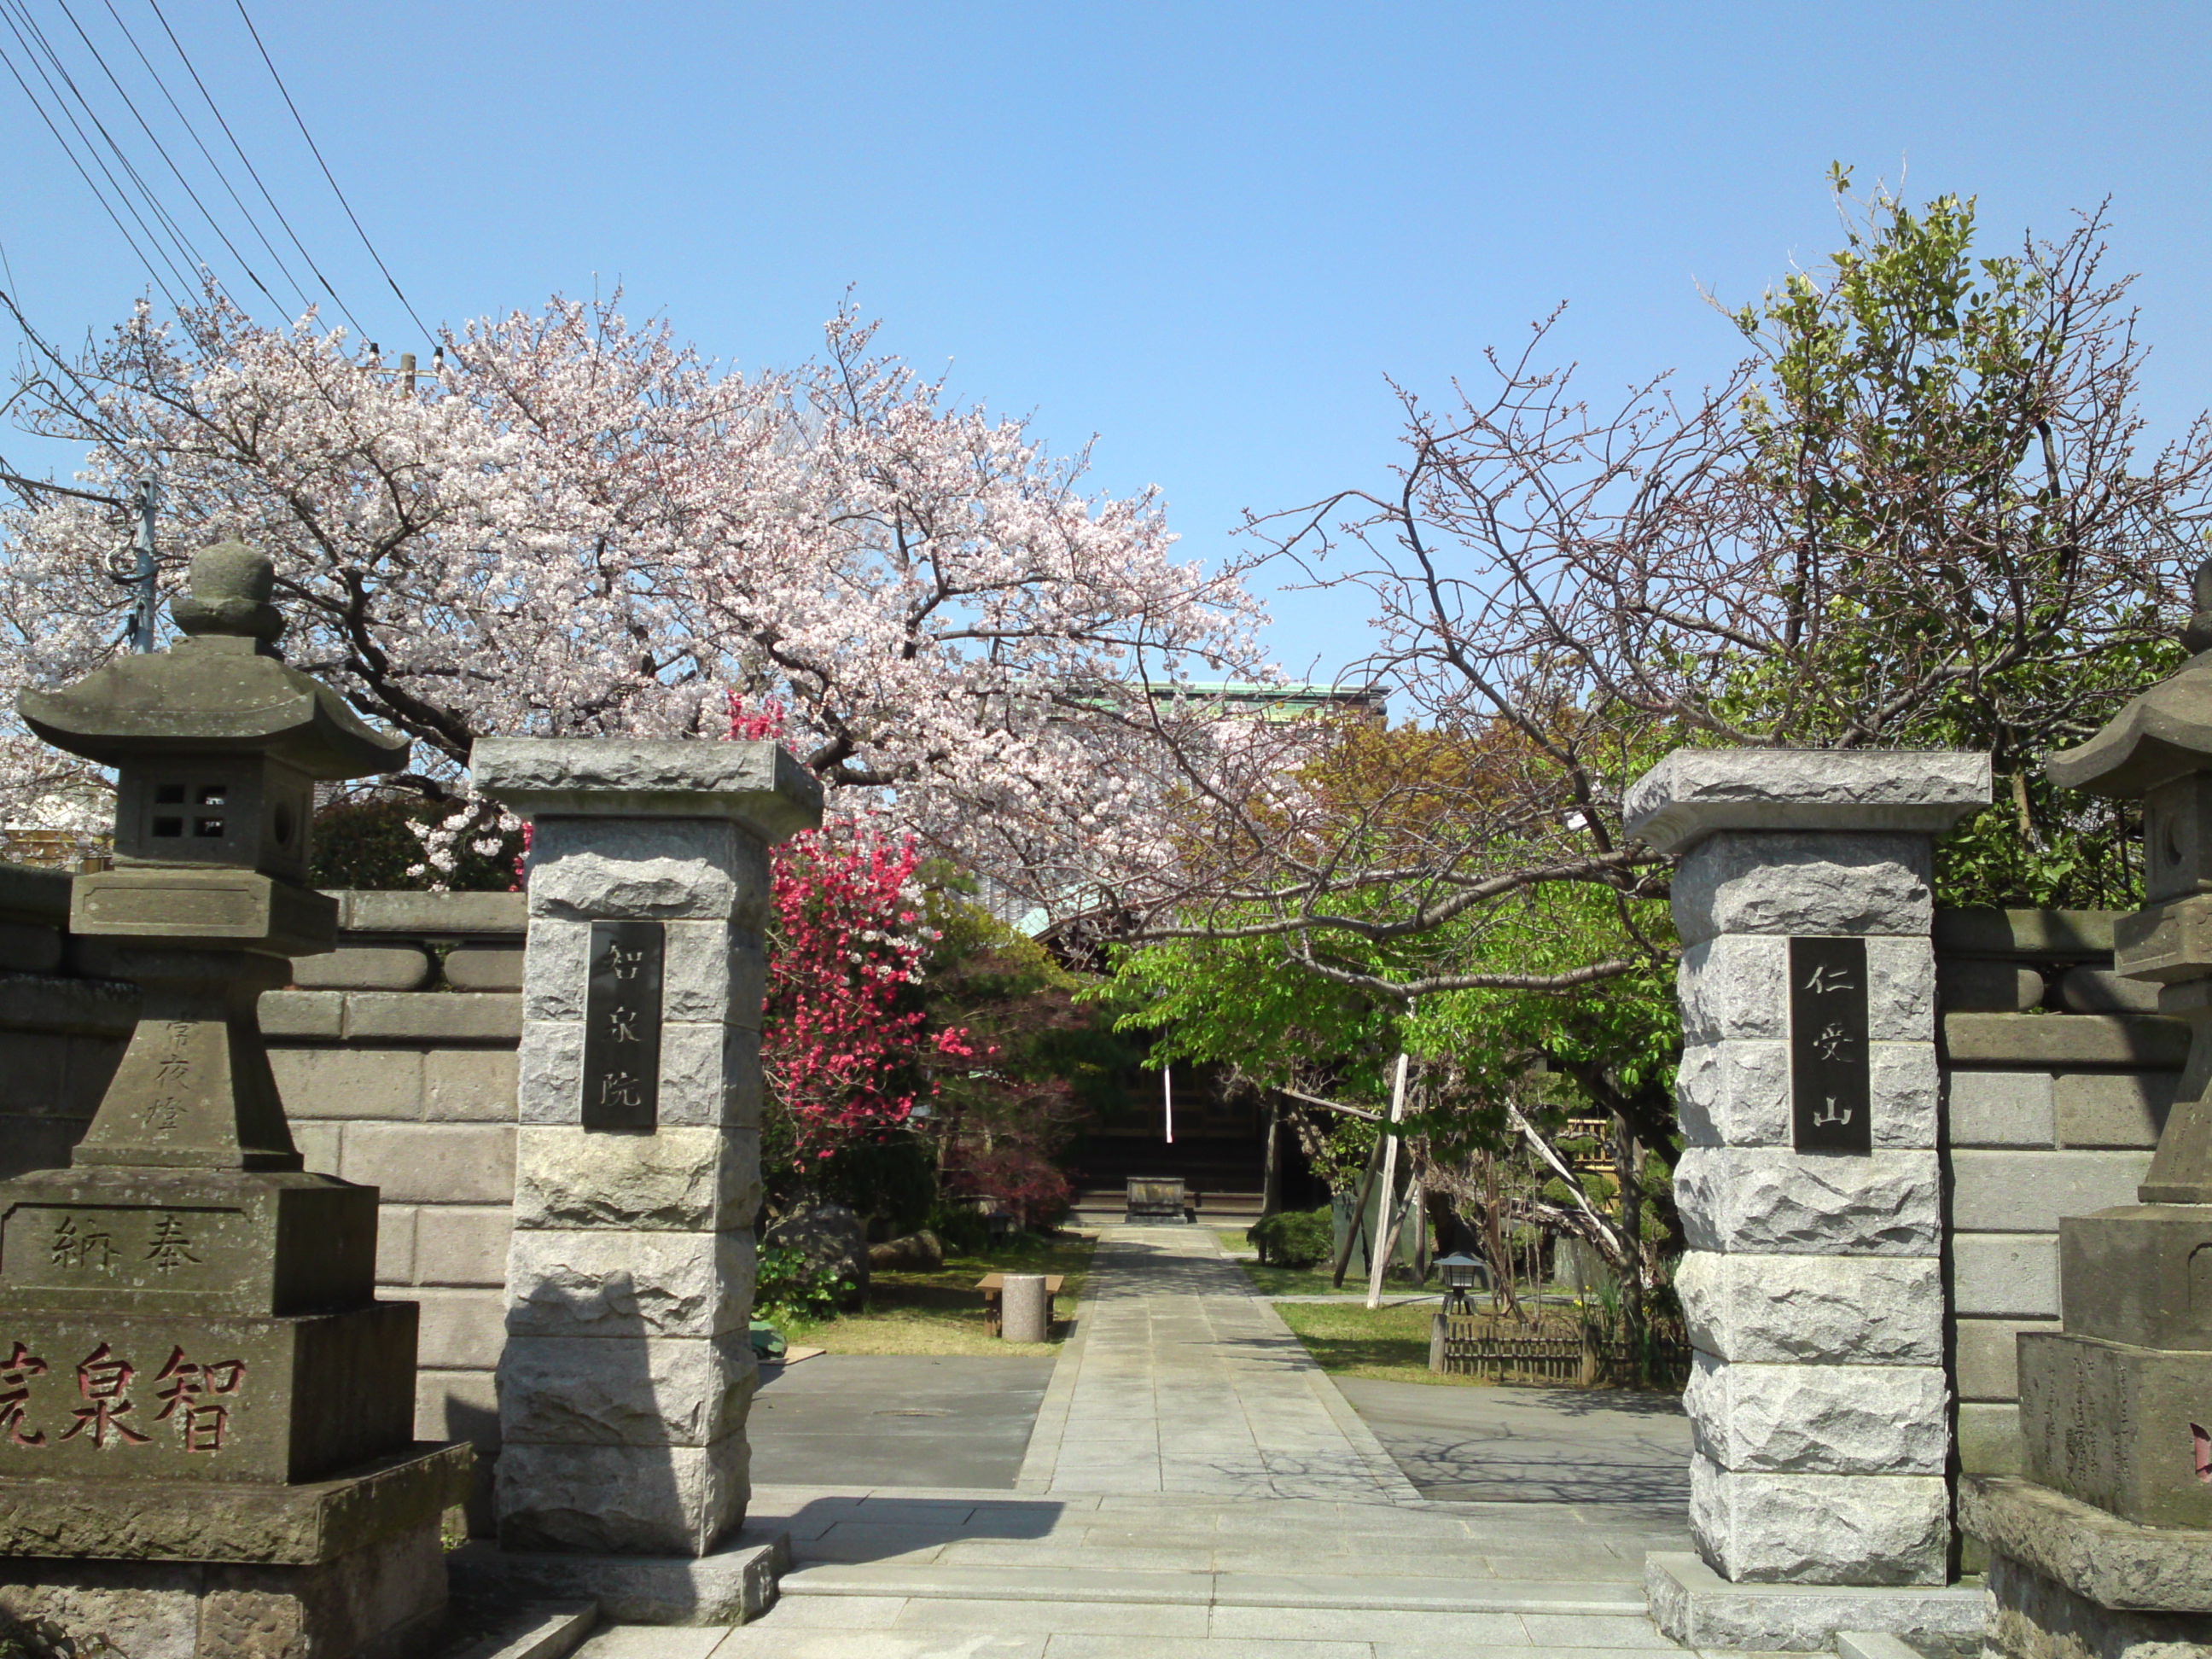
[{"xmin": 126, "ymin": 469, "xmax": 160, "ymax": 654}]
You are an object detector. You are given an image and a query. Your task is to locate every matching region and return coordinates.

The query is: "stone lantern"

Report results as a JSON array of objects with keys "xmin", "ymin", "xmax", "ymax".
[{"xmin": 0, "ymin": 543, "xmax": 471, "ymax": 1657}]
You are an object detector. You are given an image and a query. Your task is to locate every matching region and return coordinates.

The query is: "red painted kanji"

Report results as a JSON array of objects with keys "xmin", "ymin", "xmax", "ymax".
[
  {"xmin": 61, "ymin": 1344, "xmax": 148, "ymax": 1448},
  {"xmin": 154, "ymin": 1346, "xmax": 247, "ymax": 1453}
]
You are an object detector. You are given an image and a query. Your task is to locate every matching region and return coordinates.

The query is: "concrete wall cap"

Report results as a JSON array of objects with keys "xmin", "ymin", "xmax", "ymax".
[
  {"xmin": 471, "ymin": 738, "xmax": 823, "ymax": 842},
  {"xmin": 1625, "ymin": 749, "xmax": 1993, "ymax": 854},
  {"xmin": 0, "ymin": 863, "xmax": 71, "ymax": 927},
  {"xmin": 337, "ymin": 889, "xmax": 527, "ymax": 936}
]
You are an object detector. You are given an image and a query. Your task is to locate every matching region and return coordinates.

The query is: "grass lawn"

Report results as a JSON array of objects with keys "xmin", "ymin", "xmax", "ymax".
[
  {"xmin": 1276, "ymin": 1299, "xmax": 1663, "ymax": 1392},
  {"xmin": 1216, "ymin": 1227, "xmax": 1435, "ymax": 1299},
  {"xmin": 1272, "ymin": 1298, "xmax": 1461, "ymax": 1384},
  {"xmin": 777, "ymin": 1231, "xmax": 1097, "ymax": 1358}
]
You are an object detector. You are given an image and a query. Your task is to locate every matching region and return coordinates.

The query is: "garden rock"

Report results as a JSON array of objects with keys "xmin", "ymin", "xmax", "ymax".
[
  {"xmin": 869, "ymin": 1230, "xmax": 945, "ymax": 1271},
  {"xmin": 767, "ymin": 1202, "xmax": 870, "ymax": 1307}
]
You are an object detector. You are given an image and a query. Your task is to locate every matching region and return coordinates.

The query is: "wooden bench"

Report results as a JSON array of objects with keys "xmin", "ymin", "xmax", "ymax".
[{"xmin": 975, "ymin": 1272, "xmax": 1066, "ymax": 1337}]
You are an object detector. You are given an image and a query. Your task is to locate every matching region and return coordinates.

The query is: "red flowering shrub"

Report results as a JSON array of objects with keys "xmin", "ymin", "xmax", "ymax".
[
  {"xmin": 731, "ymin": 695, "xmax": 980, "ymax": 1173},
  {"xmin": 762, "ymin": 818, "xmax": 978, "ymax": 1162}
]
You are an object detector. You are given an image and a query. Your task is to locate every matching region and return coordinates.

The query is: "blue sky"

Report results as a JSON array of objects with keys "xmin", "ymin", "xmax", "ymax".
[{"xmin": 3, "ymin": 2, "xmax": 2209, "ymax": 680}]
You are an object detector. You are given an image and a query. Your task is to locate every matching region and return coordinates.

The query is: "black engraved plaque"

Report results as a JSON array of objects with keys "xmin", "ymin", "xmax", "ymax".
[
  {"xmin": 1789, "ymin": 935, "xmax": 1872, "ymax": 1153},
  {"xmin": 582, "ymin": 921, "xmax": 663, "ymax": 1132}
]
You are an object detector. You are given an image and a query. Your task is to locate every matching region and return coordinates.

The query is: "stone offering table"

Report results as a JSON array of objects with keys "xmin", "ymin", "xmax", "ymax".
[
  {"xmin": 0, "ymin": 544, "xmax": 470, "ymax": 1657},
  {"xmin": 1625, "ymin": 748, "xmax": 1989, "ymax": 1651},
  {"xmin": 458, "ymin": 736, "xmax": 818, "ymax": 1626}
]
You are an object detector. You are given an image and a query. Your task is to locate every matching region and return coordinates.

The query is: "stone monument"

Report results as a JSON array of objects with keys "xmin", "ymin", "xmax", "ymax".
[
  {"xmin": 1625, "ymin": 748, "xmax": 1990, "ymax": 1650},
  {"xmin": 1960, "ymin": 583, "xmax": 2212, "ymax": 1654},
  {"xmin": 459, "ymin": 736, "xmax": 818, "ymax": 1626},
  {"xmin": 0, "ymin": 543, "xmax": 470, "ymax": 1656}
]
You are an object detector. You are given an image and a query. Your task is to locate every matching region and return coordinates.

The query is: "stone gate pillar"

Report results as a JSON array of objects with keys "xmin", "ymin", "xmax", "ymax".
[
  {"xmin": 1627, "ymin": 750, "xmax": 1991, "ymax": 1647},
  {"xmin": 473, "ymin": 740, "xmax": 819, "ymax": 1568}
]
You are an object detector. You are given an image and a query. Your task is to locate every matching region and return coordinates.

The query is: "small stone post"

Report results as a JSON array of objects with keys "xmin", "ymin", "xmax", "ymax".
[
  {"xmin": 1627, "ymin": 750, "xmax": 1991, "ymax": 1647},
  {"xmin": 473, "ymin": 741, "xmax": 819, "ymax": 1580},
  {"xmin": 1001, "ymin": 1274, "xmax": 1049, "ymax": 1344}
]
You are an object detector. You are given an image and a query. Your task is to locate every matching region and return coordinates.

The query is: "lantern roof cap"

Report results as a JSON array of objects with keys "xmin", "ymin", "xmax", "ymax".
[
  {"xmin": 2046, "ymin": 657, "xmax": 2212, "ymax": 799},
  {"xmin": 15, "ymin": 542, "xmax": 409, "ymax": 779},
  {"xmin": 2047, "ymin": 562, "xmax": 2212, "ymax": 800}
]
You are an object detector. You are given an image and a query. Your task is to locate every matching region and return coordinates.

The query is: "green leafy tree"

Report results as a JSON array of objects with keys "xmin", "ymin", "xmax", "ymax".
[{"xmin": 1146, "ymin": 174, "xmax": 2212, "ymax": 1007}]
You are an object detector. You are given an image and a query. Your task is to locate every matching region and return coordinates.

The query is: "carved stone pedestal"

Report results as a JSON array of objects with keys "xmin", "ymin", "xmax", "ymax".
[
  {"xmin": 1963, "ymin": 1476, "xmax": 2212, "ymax": 1659},
  {"xmin": 0, "ymin": 1444, "xmax": 471, "ymax": 1659}
]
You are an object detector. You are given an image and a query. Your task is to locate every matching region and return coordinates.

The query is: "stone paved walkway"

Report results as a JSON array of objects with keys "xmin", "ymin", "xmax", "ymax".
[
  {"xmin": 1014, "ymin": 1225, "xmax": 1418, "ymax": 1501},
  {"xmin": 572, "ymin": 1225, "xmax": 1777, "ymax": 1658}
]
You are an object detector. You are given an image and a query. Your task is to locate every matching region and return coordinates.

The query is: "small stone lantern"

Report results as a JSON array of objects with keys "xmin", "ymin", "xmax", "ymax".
[
  {"xmin": 18, "ymin": 540, "xmax": 406, "ymax": 1168},
  {"xmin": 0, "ymin": 544, "xmax": 470, "ymax": 1658},
  {"xmin": 1434, "ymin": 1253, "xmax": 1482, "ymax": 1315}
]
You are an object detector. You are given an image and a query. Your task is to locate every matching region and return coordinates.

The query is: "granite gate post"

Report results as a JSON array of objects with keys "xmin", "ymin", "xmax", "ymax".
[
  {"xmin": 471, "ymin": 739, "xmax": 819, "ymax": 1615},
  {"xmin": 1626, "ymin": 749, "xmax": 1992, "ymax": 1650}
]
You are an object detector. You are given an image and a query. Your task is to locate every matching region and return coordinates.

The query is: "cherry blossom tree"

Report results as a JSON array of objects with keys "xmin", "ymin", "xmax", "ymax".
[{"xmin": 0, "ymin": 292, "xmax": 1270, "ymax": 902}]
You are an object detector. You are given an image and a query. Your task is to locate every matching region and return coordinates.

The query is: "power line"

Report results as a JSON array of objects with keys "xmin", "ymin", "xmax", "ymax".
[
  {"xmin": 230, "ymin": 0, "xmax": 434, "ymax": 346},
  {"xmin": 51, "ymin": 0, "xmax": 286, "ymax": 314},
  {"xmin": 97, "ymin": 0, "xmax": 311, "ymax": 318},
  {"xmin": 0, "ymin": 5, "xmax": 188, "ymax": 306},
  {"xmin": 0, "ymin": 0, "xmax": 217, "ymax": 293},
  {"xmin": 141, "ymin": 0, "xmax": 367, "ymax": 336}
]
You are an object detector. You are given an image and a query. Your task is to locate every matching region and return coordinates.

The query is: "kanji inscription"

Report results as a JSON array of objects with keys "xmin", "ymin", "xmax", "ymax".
[
  {"xmin": 582, "ymin": 920, "xmax": 663, "ymax": 1132},
  {"xmin": 2, "ymin": 1204, "xmax": 246, "ymax": 1304},
  {"xmin": 0, "ymin": 1337, "xmax": 246, "ymax": 1455},
  {"xmin": 1788, "ymin": 935, "xmax": 1872, "ymax": 1154}
]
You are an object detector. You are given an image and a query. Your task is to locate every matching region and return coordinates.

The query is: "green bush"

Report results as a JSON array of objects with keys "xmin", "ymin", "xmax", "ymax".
[
  {"xmin": 927, "ymin": 1204, "xmax": 992, "ymax": 1256},
  {"xmin": 1248, "ymin": 1206, "xmax": 1334, "ymax": 1268},
  {"xmin": 309, "ymin": 798, "xmax": 523, "ymax": 892},
  {"xmin": 753, "ymin": 1244, "xmax": 851, "ymax": 1322}
]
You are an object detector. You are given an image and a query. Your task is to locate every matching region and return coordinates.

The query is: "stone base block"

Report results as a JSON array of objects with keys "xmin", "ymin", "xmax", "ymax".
[
  {"xmin": 2019, "ymin": 1331, "xmax": 2212, "ymax": 1529},
  {"xmin": 0, "ymin": 1301, "xmax": 417, "ymax": 1484},
  {"xmin": 1676, "ymin": 1040, "xmax": 1937, "ymax": 1150},
  {"xmin": 1685, "ymin": 1353, "xmax": 1949, "ymax": 1473},
  {"xmin": 1959, "ymin": 1476, "xmax": 2212, "ymax": 1615},
  {"xmin": 1675, "ymin": 1148, "xmax": 1941, "ymax": 1255},
  {"xmin": 1987, "ymin": 1551, "xmax": 2212, "ymax": 1659},
  {"xmin": 1677, "ymin": 1252, "xmax": 1943, "ymax": 1365},
  {"xmin": 1691, "ymin": 1454, "xmax": 1949, "ymax": 1584},
  {"xmin": 512, "ymin": 1126, "xmax": 760, "ymax": 1232},
  {"xmin": 450, "ymin": 1528, "xmax": 787, "ymax": 1626},
  {"xmin": 496, "ymin": 1435, "xmax": 747, "ymax": 1556},
  {"xmin": 504, "ymin": 1229, "xmax": 752, "ymax": 1339},
  {"xmin": 499, "ymin": 1332, "xmax": 754, "ymax": 1447},
  {"xmin": 1645, "ymin": 1551, "xmax": 1984, "ymax": 1652},
  {"xmin": 0, "ymin": 1519, "xmax": 446, "ymax": 1659},
  {"xmin": 2058, "ymin": 1204, "xmax": 2212, "ymax": 1353},
  {"xmin": 0, "ymin": 1440, "xmax": 472, "ymax": 1563}
]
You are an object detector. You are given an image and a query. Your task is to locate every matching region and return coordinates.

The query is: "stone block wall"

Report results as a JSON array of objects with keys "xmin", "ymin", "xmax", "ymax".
[
  {"xmin": 0, "ymin": 864, "xmax": 135, "ymax": 1179},
  {"xmin": 0, "ymin": 868, "xmax": 524, "ymax": 1526},
  {"xmin": 1934, "ymin": 909, "xmax": 2186, "ymax": 1500},
  {"xmin": 263, "ymin": 890, "xmax": 525, "ymax": 1526}
]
